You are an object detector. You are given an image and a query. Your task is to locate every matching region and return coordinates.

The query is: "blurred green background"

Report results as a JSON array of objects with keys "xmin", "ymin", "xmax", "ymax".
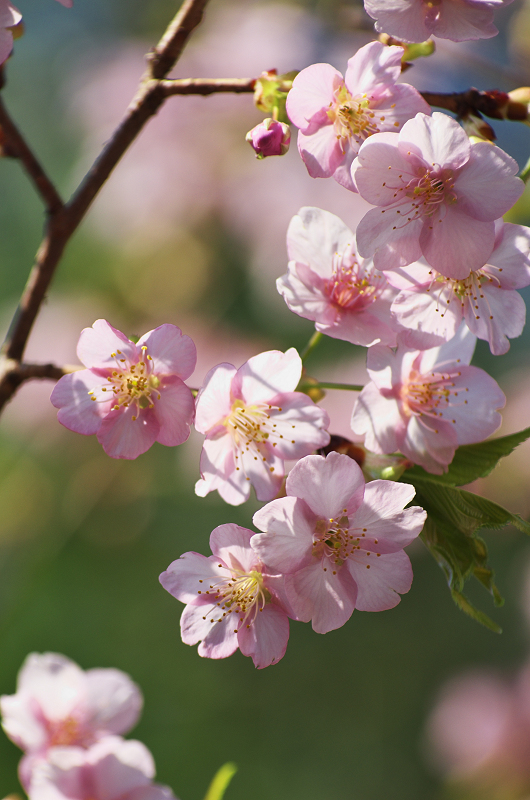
[{"xmin": 2, "ymin": 1, "xmax": 530, "ymax": 798}]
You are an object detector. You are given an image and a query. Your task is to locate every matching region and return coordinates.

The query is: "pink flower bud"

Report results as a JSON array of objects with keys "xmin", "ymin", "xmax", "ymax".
[{"xmin": 246, "ymin": 118, "xmax": 290, "ymax": 159}]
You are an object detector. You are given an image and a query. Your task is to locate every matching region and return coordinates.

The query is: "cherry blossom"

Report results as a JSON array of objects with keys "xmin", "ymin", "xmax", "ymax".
[
  {"xmin": 160, "ymin": 524, "xmax": 292, "ymax": 669},
  {"xmin": 246, "ymin": 118, "xmax": 291, "ymax": 158},
  {"xmin": 0, "ymin": 653, "xmax": 142, "ymax": 789},
  {"xmin": 27, "ymin": 736, "xmax": 177, "ymax": 800},
  {"xmin": 278, "ymin": 206, "xmax": 399, "ymax": 346},
  {"xmin": 286, "ymin": 41, "xmax": 430, "ymax": 192},
  {"xmin": 251, "ymin": 452, "xmax": 426, "ymax": 634},
  {"xmin": 352, "ymin": 112, "xmax": 523, "ymax": 275},
  {"xmin": 0, "ymin": 0, "xmax": 21, "ymax": 66},
  {"xmin": 194, "ymin": 348, "xmax": 330, "ymax": 506},
  {"xmin": 427, "ymin": 663, "xmax": 530, "ymax": 791},
  {"xmin": 364, "ymin": 0, "xmax": 512, "ymax": 43},
  {"xmin": 50, "ymin": 320, "xmax": 196, "ymax": 460},
  {"xmin": 351, "ymin": 325, "xmax": 506, "ymax": 473},
  {"xmin": 387, "ymin": 221, "xmax": 530, "ymax": 354}
]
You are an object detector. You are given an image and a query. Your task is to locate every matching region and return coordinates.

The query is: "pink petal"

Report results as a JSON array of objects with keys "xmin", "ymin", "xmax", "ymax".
[
  {"xmin": 153, "ymin": 378, "xmax": 195, "ymax": 447},
  {"xmin": 391, "ymin": 285, "xmax": 460, "ymax": 348},
  {"xmin": 159, "ymin": 552, "xmax": 227, "ymax": 604},
  {"xmin": 434, "ymin": 0, "xmax": 498, "ymax": 40},
  {"xmin": 277, "ymin": 269, "xmax": 335, "ymax": 323},
  {"xmin": 0, "ymin": 27, "xmax": 13, "ymax": 66},
  {"xmin": 347, "ymin": 550, "xmax": 413, "ymax": 611},
  {"xmin": 237, "ymin": 446, "xmax": 284, "ymax": 502},
  {"xmin": 487, "ymin": 222, "xmax": 530, "ymax": 290},
  {"xmin": 436, "ymin": 365, "xmax": 505, "ymax": 444},
  {"xmin": 355, "ymin": 206, "xmax": 424, "ymax": 271},
  {"xmin": 418, "ymin": 322, "xmax": 476, "ymax": 371},
  {"xmin": 264, "ymin": 392, "xmax": 330, "ymax": 460},
  {"xmin": 344, "ymin": 41, "xmax": 402, "ymax": 94},
  {"xmin": 77, "ymin": 319, "xmax": 137, "ymax": 370},
  {"xmin": 0, "ymin": 1, "xmax": 22, "ymax": 27},
  {"xmin": 287, "ymin": 562, "xmax": 358, "ymax": 633},
  {"xmin": 85, "ymin": 669, "xmax": 143, "ymax": 737},
  {"xmin": 252, "ymin": 496, "xmax": 316, "ymax": 574},
  {"xmin": 285, "ymin": 452, "xmax": 365, "ymax": 519},
  {"xmin": 419, "ymin": 206, "xmax": 495, "ymax": 277},
  {"xmin": 353, "ymin": 134, "xmax": 413, "ymax": 207},
  {"xmin": 180, "ymin": 603, "xmax": 238, "ymax": 661},
  {"xmin": 90, "ymin": 738, "xmax": 154, "ymax": 799},
  {"xmin": 138, "ymin": 324, "xmax": 196, "ymax": 380},
  {"xmin": 455, "ymin": 142, "xmax": 523, "ymax": 222},
  {"xmin": 399, "ymin": 414, "xmax": 457, "ymax": 473},
  {"xmin": 399, "ymin": 112, "xmax": 470, "ymax": 171},
  {"xmin": 286, "ymin": 207, "xmax": 354, "ymax": 276},
  {"xmin": 364, "ymin": 0, "xmax": 433, "ymax": 42},
  {"xmin": 195, "ymin": 435, "xmax": 250, "ymax": 506},
  {"xmin": 297, "ymin": 126, "xmax": 344, "ymax": 179},
  {"xmin": 51, "ymin": 371, "xmax": 111, "ymax": 435},
  {"xmin": 234, "ymin": 349, "xmax": 301, "ymax": 404},
  {"xmin": 352, "ymin": 481, "xmax": 426, "ymax": 552},
  {"xmin": 96, "ymin": 405, "xmax": 159, "ymax": 459},
  {"xmin": 351, "ymin": 383, "xmax": 404, "ymax": 455},
  {"xmin": 237, "ymin": 603, "xmax": 290, "ymax": 668},
  {"xmin": 209, "ymin": 524, "xmax": 256, "ymax": 573},
  {"xmin": 286, "ymin": 63, "xmax": 343, "ymax": 131},
  {"xmin": 194, "ymin": 363, "xmax": 236, "ymax": 433},
  {"xmin": 464, "ymin": 286, "xmax": 526, "ymax": 355}
]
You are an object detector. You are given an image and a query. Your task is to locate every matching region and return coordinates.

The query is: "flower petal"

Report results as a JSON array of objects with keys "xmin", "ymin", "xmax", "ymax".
[
  {"xmin": 153, "ymin": 377, "xmax": 195, "ymax": 447},
  {"xmin": 96, "ymin": 405, "xmax": 159, "ymax": 459},
  {"xmin": 237, "ymin": 603, "xmax": 289, "ymax": 669},
  {"xmin": 347, "ymin": 549, "xmax": 413, "ymax": 611},
  {"xmin": 285, "ymin": 452, "xmax": 365, "ymax": 519},
  {"xmin": 77, "ymin": 319, "xmax": 137, "ymax": 370},
  {"xmin": 138, "ymin": 324, "xmax": 196, "ymax": 379}
]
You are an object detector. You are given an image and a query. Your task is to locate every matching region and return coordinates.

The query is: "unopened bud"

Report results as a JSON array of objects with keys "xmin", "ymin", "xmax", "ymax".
[
  {"xmin": 246, "ymin": 118, "xmax": 290, "ymax": 159},
  {"xmin": 253, "ymin": 69, "xmax": 297, "ymax": 124},
  {"xmin": 296, "ymin": 375, "xmax": 326, "ymax": 402},
  {"xmin": 506, "ymin": 87, "xmax": 530, "ymax": 122},
  {"xmin": 462, "ymin": 111, "xmax": 496, "ymax": 142}
]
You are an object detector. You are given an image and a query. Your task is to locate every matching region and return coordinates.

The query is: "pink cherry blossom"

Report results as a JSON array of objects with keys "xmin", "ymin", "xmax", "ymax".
[
  {"xmin": 352, "ymin": 112, "xmax": 523, "ymax": 275},
  {"xmin": 159, "ymin": 524, "xmax": 292, "ymax": 669},
  {"xmin": 27, "ymin": 736, "xmax": 177, "ymax": 800},
  {"xmin": 0, "ymin": 653, "xmax": 142, "ymax": 789},
  {"xmin": 278, "ymin": 206, "xmax": 400, "ymax": 346},
  {"xmin": 0, "ymin": 0, "xmax": 21, "ymax": 65},
  {"xmin": 246, "ymin": 118, "xmax": 291, "ymax": 158},
  {"xmin": 286, "ymin": 41, "xmax": 430, "ymax": 192},
  {"xmin": 251, "ymin": 452, "xmax": 426, "ymax": 634},
  {"xmin": 364, "ymin": 0, "xmax": 512, "ymax": 43},
  {"xmin": 50, "ymin": 320, "xmax": 196, "ymax": 460},
  {"xmin": 427, "ymin": 663, "xmax": 530, "ymax": 790},
  {"xmin": 351, "ymin": 325, "xmax": 506, "ymax": 473},
  {"xmin": 194, "ymin": 348, "xmax": 330, "ymax": 506},
  {"xmin": 386, "ymin": 221, "xmax": 530, "ymax": 354}
]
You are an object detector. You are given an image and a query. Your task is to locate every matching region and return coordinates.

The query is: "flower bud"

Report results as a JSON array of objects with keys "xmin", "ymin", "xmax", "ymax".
[
  {"xmin": 253, "ymin": 69, "xmax": 297, "ymax": 123},
  {"xmin": 246, "ymin": 118, "xmax": 291, "ymax": 159},
  {"xmin": 506, "ymin": 87, "xmax": 530, "ymax": 122},
  {"xmin": 461, "ymin": 111, "xmax": 496, "ymax": 142}
]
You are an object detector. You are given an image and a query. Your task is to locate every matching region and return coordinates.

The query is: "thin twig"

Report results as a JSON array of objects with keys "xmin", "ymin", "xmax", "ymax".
[
  {"xmin": 161, "ymin": 77, "xmax": 255, "ymax": 96},
  {"xmin": 0, "ymin": 360, "xmax": 69, "ymax": 408},
  {"xmin": 0, "ymin": 96, "xmax": 63, "ymax": 214},
  {"xmin": 0, "ymin": 0, "xmax": 213, "ymax": 410}
]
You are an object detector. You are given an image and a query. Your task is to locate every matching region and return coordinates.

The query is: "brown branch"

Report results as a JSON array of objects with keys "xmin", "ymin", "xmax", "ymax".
[
  {"xmin": 0, "ymin": 0, "xmax": 214, "ymax": 412},
  {"xmin": 0, "ymin": 360, "xmax": 69, "ymax": 408},
  {"xmin": 421, "ymin": 88, "xmax": 524, "ymax": 121},
  {"xmin": 161, "ymin": 77, "xmax": 256, "ymax": 96},
  {"xmin": 0, "ymin": 96, "xmax": 64, "ymax": 214}
]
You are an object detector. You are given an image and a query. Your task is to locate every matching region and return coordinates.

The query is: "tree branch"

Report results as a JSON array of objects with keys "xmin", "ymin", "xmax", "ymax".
[
  {"xmin": 0, "ymin": 0, "xmax": 213, "ymax": 411},
  {"xmin": 420, "ymin": 87, "xmax": 524, "ymax": 121},
  {"xmin": 161, "ymin": 77, "xmax": 255, "ymax": 96},
  {"xmin": 0, "ymin": 95, "xmax": 64, "ymax": 214},
  {"xmin": 0, "ymin": 359, "xmax": 69, "ymax": 408}
]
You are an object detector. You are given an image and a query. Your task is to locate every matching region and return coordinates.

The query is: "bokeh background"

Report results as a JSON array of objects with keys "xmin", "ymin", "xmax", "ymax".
[{"xmin": 2, "ymin": 0, "xmax": 530, "ymax": 798}]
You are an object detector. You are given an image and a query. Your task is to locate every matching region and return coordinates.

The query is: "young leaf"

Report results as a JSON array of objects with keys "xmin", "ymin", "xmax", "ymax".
[
  {"xmin": 404, "ymin": 426, "xmax": 530, "ymax": 487},
  {"xmin": 402, "ymin": 475, "xmax": 530, "ymax": 631}
]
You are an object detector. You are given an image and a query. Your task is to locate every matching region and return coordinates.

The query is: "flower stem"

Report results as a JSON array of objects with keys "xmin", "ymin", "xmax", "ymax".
[
  {"xmin": 300, "ymin": 330, "xmax": 323, "ymax": 362},
  {"xmin": 298, "ymin": 380, "xmax": 364, "ymax": 392}
]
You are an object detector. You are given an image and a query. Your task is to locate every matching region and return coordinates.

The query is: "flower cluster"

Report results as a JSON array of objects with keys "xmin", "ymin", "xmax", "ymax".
[
  {"xmin": 161, "ymin": 452, "xmax": 426, "ymax": 667},
  {"xmin": 0, "ymin": 653, "xmax": 177, "ymax": 800}
]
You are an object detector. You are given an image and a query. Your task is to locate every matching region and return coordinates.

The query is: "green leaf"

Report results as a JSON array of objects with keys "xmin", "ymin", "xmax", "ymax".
[
  {"xmin": 402, "ymin": 474, "xmax": 530, "ymax": 631},
  {"xmin": 203, "ymin": 763, "xmax": 238, "ymax": 800},
  {"xmin": 405, "ymin": 426, "xmax": 530, "ymax": 487}
]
